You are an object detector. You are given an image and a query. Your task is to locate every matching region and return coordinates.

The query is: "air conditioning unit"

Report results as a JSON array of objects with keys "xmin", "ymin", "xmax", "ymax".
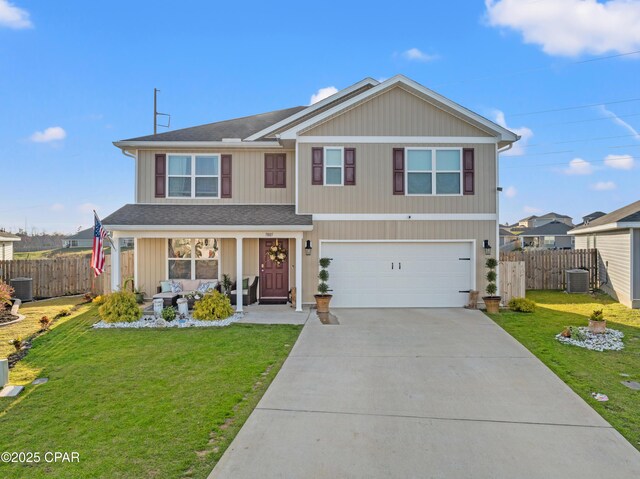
[{"xmin": 566, "ymin": 269, "xmax": 589, "ymax": 294}]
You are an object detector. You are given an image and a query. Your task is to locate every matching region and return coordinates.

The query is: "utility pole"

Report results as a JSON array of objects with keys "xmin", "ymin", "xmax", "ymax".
[{"xmin": 153, "ymin": 88, "xmax": 170, "ymax": 135}]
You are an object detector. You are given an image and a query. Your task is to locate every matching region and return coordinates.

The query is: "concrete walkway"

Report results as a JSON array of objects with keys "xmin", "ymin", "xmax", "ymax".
[{"xmin": 210, "ymin": 308, "xmax": 640, "ymax": 478}]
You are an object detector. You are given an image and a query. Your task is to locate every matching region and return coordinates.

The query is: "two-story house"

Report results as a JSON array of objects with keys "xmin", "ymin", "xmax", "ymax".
[{"xmin": 103, "ymin": 75, "xmax": 519, "ymax": 311}]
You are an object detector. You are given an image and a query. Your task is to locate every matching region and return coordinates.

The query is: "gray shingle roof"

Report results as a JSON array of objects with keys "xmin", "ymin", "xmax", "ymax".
[
  {"xmin": 102, "ymin": 204, "xmax": 312, "ymax": 227},
  {"xmin": 0, "ymin": 231, "xmax": 20, "ymax": 240},
  {"xmin": 520, "ymin": 221, "xmax": 573, "ymax": 236},
  {"xmin": 121, "ymin": 106, "xmax": 306, "ymax": 142},
  {"xmin": 538, "ymin": 212, "xmax": 572, "ymax": 219},
  {"xmin": 64, "ymin": 228, "xmax": 94, "ymax": 240},
  {"xmin": 572, "ymin": 200, "xmax": 640, "ymax": 232}
]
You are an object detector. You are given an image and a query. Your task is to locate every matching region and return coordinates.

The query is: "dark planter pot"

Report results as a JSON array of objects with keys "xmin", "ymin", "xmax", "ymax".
[
  {"xmin": 135, "ymin": 293, "xmax": 144, "ymax": 304},
  {"xmin": 314, "ymin": 294, "xmax": 332, "ymax": 313},
  {"xmin": 483, "ymin": 296, "xmax": 501, "ymax": 314}
]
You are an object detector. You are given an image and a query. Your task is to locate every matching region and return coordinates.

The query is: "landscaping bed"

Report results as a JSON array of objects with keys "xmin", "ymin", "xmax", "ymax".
[
  {"xmin": 0, "ymin": 309, "xmax": 20, "ymax": 325},
  {"xmin": 487, "ymin": 290, "xmax": 640, "ymax": 451},
  {"xmin": 0, "ymin": 304, "xmax": 301, "ymax": 478}
]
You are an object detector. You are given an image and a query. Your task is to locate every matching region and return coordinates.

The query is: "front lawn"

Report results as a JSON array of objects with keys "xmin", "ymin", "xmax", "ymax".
[
  {"xmin": 488, "ymin": 290, "xmax": 640, "ymax": 450},
  {"xmin": 0, "ymin": 305, "xmax": 301, "ymax": 478}
]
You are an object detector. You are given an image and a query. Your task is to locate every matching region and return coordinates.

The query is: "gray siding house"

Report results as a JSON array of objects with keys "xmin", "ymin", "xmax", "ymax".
[{"xmin": 570, "ymin": 200, "xmax": 640, "ymax": 309}]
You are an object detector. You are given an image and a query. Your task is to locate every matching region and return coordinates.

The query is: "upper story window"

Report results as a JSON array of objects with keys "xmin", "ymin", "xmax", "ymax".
[
  {"xmin": 405, "ymin": 148, "xmax": 462, "ymax": 196},
  {"xmin": 324, "ymin": 147, "xmax": 344, "ymax": 186},
  {"xmin": 167, "ymin": 154, "xmax": 219, "ymax": 198}
]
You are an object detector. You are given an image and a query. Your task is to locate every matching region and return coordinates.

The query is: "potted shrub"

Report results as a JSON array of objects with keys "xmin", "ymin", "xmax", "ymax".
[
  {"xmin": 314, "ymin": 257, "xmax": 332, "ymax": 313},
  {"xmin": 588, "ymin": 309, "xmax": 606, "ymax": 334},
  {"xmin": 482, "ymin": 257, "xmax": 501, "ymax": 314},
  {"xmin": 123, "ymin": 277, "xmax": 144, "ymax": 304},
  {"xmin": 221, "ymin": 274, "xmax": 233, "ymax": 297}
]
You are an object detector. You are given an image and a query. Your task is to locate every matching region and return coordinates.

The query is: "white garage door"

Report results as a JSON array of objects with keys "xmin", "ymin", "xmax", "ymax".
[{"xmin": 321, "ymin": 241, "xmax": 474, "ymax": 308}]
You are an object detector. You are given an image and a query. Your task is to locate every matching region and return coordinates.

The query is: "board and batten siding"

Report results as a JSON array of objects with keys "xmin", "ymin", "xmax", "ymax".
[
  {"xmin": 136, "ymin": 238, "xmax": 166, "ymax": 299},
  {"xmin": 301, "ymin": 220, "xmax": 495, "ymax": 304},
  {"xmin": 298, "ymin": 143, "xmax": 496, "ymax": 214},
  {"xmin": 136, "ymin": 149, "xmax": 295, "ymax": 204},
  {"xmin": 593, "ymin": 230, "xmax": 632, "ymax": 307},
  {"xmin": 301, "ymin": 86, "xmax": 493, "ymax": 137}
]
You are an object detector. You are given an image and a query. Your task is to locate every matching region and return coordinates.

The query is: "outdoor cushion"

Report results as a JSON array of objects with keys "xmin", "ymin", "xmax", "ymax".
[
  {"xmin": 160, "ymin": 281, "xmax": 172, "ymax": 293},
  {"xmin": 170, "ymin": 281, "xmax": 183, "ymax": 293},
  {"xmin": 242, "ymin": 278, "xmax": 249, "ymax": 289},
  {"xmin": 230, "ymin": 289, "xmax": 249, "ymax": 295},
  {"xmin": 153, "ymin": 292, "xmax": 178, "ymax": 299},
  {"xmin": 181, "ymin": 279, "xmax": 201, "ymax": 292}
]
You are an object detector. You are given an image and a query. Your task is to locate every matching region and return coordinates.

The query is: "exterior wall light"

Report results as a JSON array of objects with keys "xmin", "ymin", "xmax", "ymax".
[
  {"xmin": 305, "ymin": 240, "xmax": 312, "ymax": 256},
  {"xmin": 483, "ymin": 239, "xmax": 492, "ymax": 256}
]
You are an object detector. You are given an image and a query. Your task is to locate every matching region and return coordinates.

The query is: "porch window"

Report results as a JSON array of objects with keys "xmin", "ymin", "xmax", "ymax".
[
  {"xmin": 406, "ymin": 148, "xmax": 462, "ymax": 195},
  {"xmin": 324, "ymin": 147, "xmax": 343, "ymax": 185},
  {"xmin": 168, "ymin": 238, "xmax": 219, "ymax": 280},
  {"xmin": 167, "ymin": 154, "xmax": 219, "ymax": 198}
]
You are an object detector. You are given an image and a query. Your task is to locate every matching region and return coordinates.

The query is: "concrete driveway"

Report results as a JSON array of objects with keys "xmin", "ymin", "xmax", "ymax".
[{"xmin": 210, "ymin": 309, "xmax": 640, "ymax": 478}]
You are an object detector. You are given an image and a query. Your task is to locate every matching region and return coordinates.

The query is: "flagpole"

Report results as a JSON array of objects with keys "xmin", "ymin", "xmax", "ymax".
[{"xmin": 93, "ymin": 210, "xmax": 117, "ymax": 250}]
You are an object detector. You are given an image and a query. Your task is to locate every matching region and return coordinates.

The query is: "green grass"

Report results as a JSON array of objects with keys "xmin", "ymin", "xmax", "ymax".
[
  {"xmin": 13, "ymin": 248, "xmax": 92, "ymax": 260},
  {"xmin": 0, "ymin": 305, "xmax": 301, "ymax": 478},
  {"xmin": 488, "ymin": 290, "xmax": 640, "ymax": 450}
]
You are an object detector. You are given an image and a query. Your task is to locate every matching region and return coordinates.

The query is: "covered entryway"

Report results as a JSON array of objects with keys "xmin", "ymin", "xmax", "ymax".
[
  {"xmin": 259, "ymin": 238, "xmax": 289, "ymax": 304},
  {"xmin": 321, "ymin": 241, "xmax": 474, "ymax": 308}
]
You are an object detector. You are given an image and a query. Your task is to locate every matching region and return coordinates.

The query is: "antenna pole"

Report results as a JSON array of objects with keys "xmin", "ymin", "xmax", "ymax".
[{"xmin": 154, "ymin": 88, "xmax": 158, "ymax": 135}]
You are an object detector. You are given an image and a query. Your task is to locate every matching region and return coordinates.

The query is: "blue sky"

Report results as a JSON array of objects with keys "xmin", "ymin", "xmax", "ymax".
[{"xmin": 1, "ymin": 0, "xmax": 639, "ymax": 233}]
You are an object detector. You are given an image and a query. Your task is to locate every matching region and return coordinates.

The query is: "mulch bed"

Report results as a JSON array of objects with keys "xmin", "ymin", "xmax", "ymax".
[{"xmin": 0, "ymin": 310, "xmax": 19, "ymax": 325}]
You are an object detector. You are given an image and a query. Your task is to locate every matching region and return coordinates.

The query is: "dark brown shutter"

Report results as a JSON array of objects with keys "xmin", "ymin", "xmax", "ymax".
[
  {"xmin": 344, "ymin": 148, "xmax": 356, "ymax": 186},
  {"xmin": 392, "ymin": 148, "xmax": 405, "ymax": 195},
  {"xmin": 463, "ymin": 148, "xmax": 474, "ymax": 195},
  {"xmin": 155, "ymin": 153, "xmax": 166, "ymax": 198},
  {"xmin": 264, "ymin": 153, "xmax": 286, "ymax": 188},
  {"xmin": 311, "ymin": 147, "xmax": 323, "ymax": 185},
  {"xmin": 221, "ymin": 154, "xmax": 232, "ymax": 198}
]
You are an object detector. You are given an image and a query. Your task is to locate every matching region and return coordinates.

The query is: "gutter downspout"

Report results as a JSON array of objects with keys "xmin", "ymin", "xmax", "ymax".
[{"xmin": 495, "ymin": 138, "xmax": 517, "ymax": 304}]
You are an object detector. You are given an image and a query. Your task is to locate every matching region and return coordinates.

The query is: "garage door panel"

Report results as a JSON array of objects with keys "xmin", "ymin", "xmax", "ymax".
[{"xmin": 322, "ymin": 241, "xmax": 473, "ymax": 308}]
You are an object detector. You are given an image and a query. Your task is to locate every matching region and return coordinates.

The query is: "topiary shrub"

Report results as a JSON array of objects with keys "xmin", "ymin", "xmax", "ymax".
[
  {"xmin": 98, "ymin": 291, "xmax": 142, "ymax": 323},
  {"xmin": 192, "ymin": 290, "xmax": 234, "ymax": 321},
  {"xmin": 161, "ymin": 306, "xmax": 177, "ymax": 322},
  {"xmin": 508, "ymin": 297, "xmax": 537, "ymax": 313}
]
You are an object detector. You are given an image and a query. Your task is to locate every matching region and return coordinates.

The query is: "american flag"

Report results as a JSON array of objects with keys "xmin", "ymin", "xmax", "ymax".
[{"xmin": 91, "ymin": 214, "xmax": 108, "ymax": 276}]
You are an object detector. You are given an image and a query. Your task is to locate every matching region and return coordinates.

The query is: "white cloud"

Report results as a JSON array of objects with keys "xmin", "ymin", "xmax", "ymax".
[
  {"xmin": 485, "ymin": 0, "xmax": 640, "ymax": 57},
  {"xmin": 50, "ymin": 203, "xmax": 64, "ymax": 212},
  {"xmin": 401, "ymin": 48, "xmax": 438, "ymax": 62},
  {"xmin": 494, "ymin": 110, "xmax": 533, "ymax": 156},
  {"xmin": 591, "ymin": 181, "xmax": 617, "ymax": 191},
  {"xmin": 604, "ymin": 154, "xmax": 635, "ymax": 170},
  {"xmin": 523, "ymin": 205, "xmax": 542, "ymax": 214},
  {"xmin": 0, "ymin": 0, "xmax": 32, "ymax": 29},
  {"xmin": 309, "ymin": 86, "xmax": 338, "ymax": 105},
  {"xmin": 599, "ymin": 106, "xmax": 640, "ymax": 140},
  {"xmin": 30, "ymin": 126, "xmax": 66, "ymax": 143},
  {"xmin": 564, "ymin": 158, "xmax": 593, "ymax": 175},
  {"xmin": 77, "ymin": 203, "xmax": 99, "ymax": 214},
  {"xmin": 504, "ymin": 186, "xmax": 517, "ymax": 198}
]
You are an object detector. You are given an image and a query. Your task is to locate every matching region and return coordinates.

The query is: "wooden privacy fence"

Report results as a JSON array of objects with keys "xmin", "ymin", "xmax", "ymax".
[
  {"xmin": 0, "ymin": 250, "xmax": 134, "ymax": 298},
  {"xmin": 500, "ymin": 261, "xmax": 526, "ymax": 304},
  {"xmin": 500, "ymin": 249, "xmax": 598, "ymax": 291}
]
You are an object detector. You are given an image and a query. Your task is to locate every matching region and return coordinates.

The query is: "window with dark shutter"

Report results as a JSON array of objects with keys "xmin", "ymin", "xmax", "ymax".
[
  {"xmin": 392, "ymin": 148, "xmax": 405, "ymax": 195},
  {"xmin": 265, "ymin": 153, "xmax": 286, "ymax": 188},
  {"xmin": 220, "ymin": 154, "xmax": 232, "ymax": 198},
  {"xmin": 344, "ymin": 148, "xmax": 356, "ymax": 185},
  {"xmin": 155, "ymin": 153, "xmax": 166, "ymax": 198},
  {"xmin": 463, "ymin": 148, "xmax": 474, "ymax": 195},
  {"xmin": 311, "ymin": 148, "xmax": 323, "ymax": 185}
]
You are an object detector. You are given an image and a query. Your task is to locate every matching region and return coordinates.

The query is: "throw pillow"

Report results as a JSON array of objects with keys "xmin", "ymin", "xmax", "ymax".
[
  {"xmin": 242, "ymin": 278, "xmax": 249, "ymax": 290},
  {"xmin": 197, "ymin": 282, "xmax": 213, "ymax": 294},
  {"xmin": 160, "ymin": 281, "xmax": 172, "ymax": 293},
  {"xmin": 170, "ymin": 280, "xmax": 183, "ymax": 293}
]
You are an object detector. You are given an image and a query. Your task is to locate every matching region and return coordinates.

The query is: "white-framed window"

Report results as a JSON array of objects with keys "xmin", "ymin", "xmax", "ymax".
[
  {"xmin": 405, "ymin": 148, "xmax": 462, "ymax": 196},
  {"xmin": 543, "ymin": 236, "xmax": 555, "ymax": 247},
  {"xmin": 167, "ymin": 154, "xmax": 220, "ymax": 198},
  {"xmin": 324, "ymin": 147, "xmax": 344, "ymax": 186},
  {"xmin": 168, "ymin": 238, "xmax": 219, "ymax": 280}
]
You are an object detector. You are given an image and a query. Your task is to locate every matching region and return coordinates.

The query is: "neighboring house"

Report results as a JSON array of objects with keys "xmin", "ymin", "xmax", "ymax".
[
  {"xmin": 499, "ymin": 228, "xmax": 518, "ymax": 252},
  {"xmin": 103, "ymin": 75, "xmax": 519, "ymax": 310},
  {"xmin": 570, "ymin": 200, "xmax": 640, "ymax": 309},
  {"xmin": 519, "ymin": 221, "xmax": 575, "ymax": 250},
  {"xmin": 64, "ymin": 228, "xmax": 133, "ymax": 249},
  {"xmin": 517, "ymin": 212, "xmax": 573, "ymax": 229},
  {"xmin": 574, "ymin": 211, "xmax": 606, "ymax": 227},
  {"xmin": 0, "ymin": 231, "xmax": 21, "ymax": 260}
]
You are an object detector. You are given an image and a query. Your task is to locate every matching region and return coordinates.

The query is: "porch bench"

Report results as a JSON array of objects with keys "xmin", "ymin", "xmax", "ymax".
[
  {"xmin": 230, "ymin": 276, "xmax": 259, "ymax": 306},
  {"xmin": 153, "ymin": 279, "xmax": 220, "ymax": 308}
]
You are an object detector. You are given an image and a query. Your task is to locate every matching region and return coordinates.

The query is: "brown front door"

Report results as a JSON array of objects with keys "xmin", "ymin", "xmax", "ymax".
[{"xmin": 259, "ymin": 238, "xmax": 289, "ymax": 302}]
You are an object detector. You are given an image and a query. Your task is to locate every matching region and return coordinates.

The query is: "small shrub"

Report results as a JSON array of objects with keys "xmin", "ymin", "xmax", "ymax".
[
  {"xmin": 0, "ymin": 280, "xmax": 14, "ymax": 310},
  {"xmin": 8, "ymin": 337, "xmax": 22, "ymax": 351},
  {"xmin": 161, "ymin": 306, "xmax": 177, "ymax": 322},
  {"xmin": 93, "ymin": 295, "xmax": 106, "ymax": 305},
  {"xmin": 192, "ymin": 290, "xmax": 234, "ymax": 321},
  {"xmin": 98, "ymin": 291, "xmax": 142, "ymax": 323},
  {"xmin": 570, "ymin": 326, "xmax": 586, "ymax": 341},
  {"xmin": 485, "ymin": 258, "xmax": 498, "ymax": 296},
  {"xmin": 508, "ymin": 297, "xmax": 537, "ymax": 313},
  {"xmin": 39, "ymin": 316, "xmax": 51, "ymax": 330},
  {"xmin": 590, "ymin": 309, "xmax": 605, "ymax": 322},
  {"xmin": 317, "ymin": 257, "xmax": 332, "ymax": 295},
  {"xmin": 54, "ymin": 309, "xmax": 71, "ymax": 319},
  {"xmin": 83, "ymin": 292, "xmax": 95, "ymax": 302}
]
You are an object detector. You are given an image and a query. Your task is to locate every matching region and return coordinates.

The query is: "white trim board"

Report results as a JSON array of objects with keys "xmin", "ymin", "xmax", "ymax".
[
  {"xmin": 570, "ymin": 222, "xmax": 640, "ymax": 235},
  {"xmin": 114, "ymin": 141, "xmax": 284, "ymax": 149},
  {"xmin": 311, "ymin": 214, "xmax": 497, "ymax": 221},
  {"xmin": 297, "ymin": 136, "xmax": 498, "ymax": 144},
  {"xmin": 105, "ymin": 225, "xmax": 314, "ymax": 234}
]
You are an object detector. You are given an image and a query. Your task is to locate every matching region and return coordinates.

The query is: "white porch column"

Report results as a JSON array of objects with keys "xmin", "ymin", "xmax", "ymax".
[
  {"xmin": 110, "ymin": 233, "xmax": 121, "ymax": 292},
  {"xmin": 295, "ymin": 233, "xmax": 303, "ymax": 312},
  {"xmin": 236, "ymin": 236, "xmax": 243, "ymax": 312}
]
